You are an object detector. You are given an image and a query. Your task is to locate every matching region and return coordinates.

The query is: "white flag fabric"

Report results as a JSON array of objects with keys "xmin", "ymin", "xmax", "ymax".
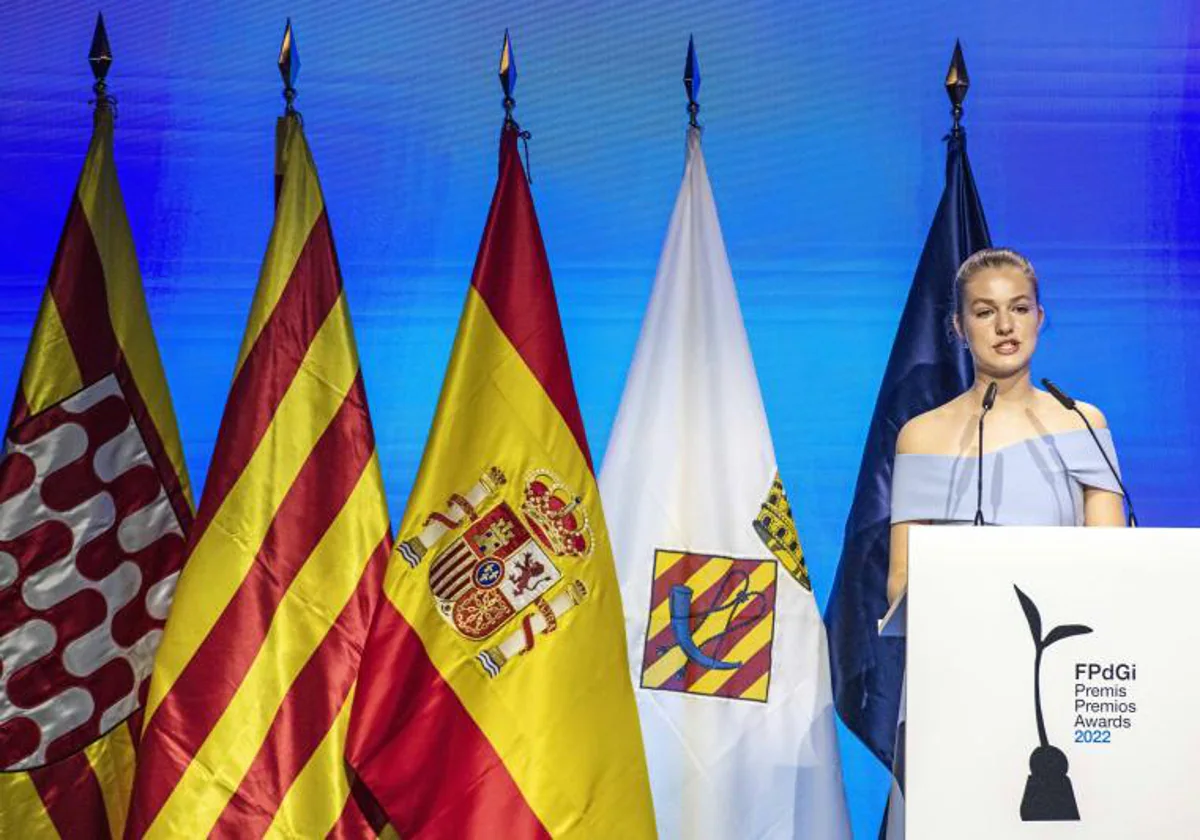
[{"xmin": 599, "ymin": 127, "xmax": 851, "ymax": 840}]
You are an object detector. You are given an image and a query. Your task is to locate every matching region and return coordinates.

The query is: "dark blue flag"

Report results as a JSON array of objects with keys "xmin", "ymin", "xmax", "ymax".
[{"xmin": 824, "ymin": 128, "xmax": 991, "ymax": 767}]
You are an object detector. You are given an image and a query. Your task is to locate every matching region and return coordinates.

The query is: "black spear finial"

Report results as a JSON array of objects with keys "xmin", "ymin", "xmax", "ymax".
[
  {"xmin": 945, "ymin": 39, "xmax": 970, "ymax": 136},
  {"xmin": 499, "ymin": 29, "xmax": 517, "ymax": 124},
  {"xmin": 278, "ymin": 18, "xmax": 301, "ymax": 116},
  {"xmin": 89, "ymin": 12, "xmax": 115, "ymax": 112},
  {"xmin": 684, "ymin": 35, "xmax": 701, "ymax": 128}
]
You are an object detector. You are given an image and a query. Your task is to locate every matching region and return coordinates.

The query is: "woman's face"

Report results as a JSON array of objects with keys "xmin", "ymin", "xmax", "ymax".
[{"xmin": 956, "ymin": 266, "xmax": 1044, "ymax": 379}]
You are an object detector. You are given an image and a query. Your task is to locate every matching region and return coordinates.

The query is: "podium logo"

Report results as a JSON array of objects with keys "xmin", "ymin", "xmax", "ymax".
[{"xmin": 1014, "ymin": 585, "xmax": 1093, "ymax": 822}]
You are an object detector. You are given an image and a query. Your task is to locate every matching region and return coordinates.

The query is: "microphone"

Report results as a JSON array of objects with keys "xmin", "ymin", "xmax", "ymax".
[
  {"xmin": 974, "ymin": 382, "xmax": 998, "ymax": 526},
  {"xmin": 1041, "ymin": 378, "xmax": 1137, "ymax": 526}
]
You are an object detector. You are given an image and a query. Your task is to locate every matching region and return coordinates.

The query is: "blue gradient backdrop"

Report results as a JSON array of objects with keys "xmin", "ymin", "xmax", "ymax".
[{"xmin": 3, "ymin": 2, "xmax": 1198, "ymax": 836}]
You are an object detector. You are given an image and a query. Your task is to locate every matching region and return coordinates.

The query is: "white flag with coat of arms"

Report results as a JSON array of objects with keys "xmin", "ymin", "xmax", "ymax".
[{"xmin": 599, "ymin": 126, "xmax": 851, "ymax": 839}]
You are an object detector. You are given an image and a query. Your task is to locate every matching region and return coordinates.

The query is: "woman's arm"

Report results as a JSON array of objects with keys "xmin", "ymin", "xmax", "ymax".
[
  {"xmin": 887, "ymin": 522, "xmax": 910, "ymax": 605},
  {"xmin": 1084, "ymin": 487, "xmax": 1126, "ymax": 526},
  {"xmin": 1076, "ymin": 402, "xmax": 1127, "ymax": 527}
]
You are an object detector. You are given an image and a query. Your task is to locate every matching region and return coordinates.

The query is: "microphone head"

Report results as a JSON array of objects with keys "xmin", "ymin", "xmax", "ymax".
[
  {"xmin": 1041, "ymin": 378, "xmax": 1076, "ymax": 410},
  {"xmin": 982, "ymin": 381, "xmax": 998, "ymax": 411}
]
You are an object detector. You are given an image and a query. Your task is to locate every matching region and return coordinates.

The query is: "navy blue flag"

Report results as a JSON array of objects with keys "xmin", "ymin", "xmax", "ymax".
[{"xmin": 824, "ymin": 128, "xmax": 991, "ymax": 767}]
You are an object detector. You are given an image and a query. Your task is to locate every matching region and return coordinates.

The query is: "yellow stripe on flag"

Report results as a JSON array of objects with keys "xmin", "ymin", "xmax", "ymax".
[
  {"xmin": 75, "ymin": 109, "xmax": 192, "ymax": 504},
  {"xmin": 236, "ymin": 118, "xmax": 325, "ymax": 376},
  {"xmin": 85, "ymin": 723, "xmax": 137, "ymax": 839},
  {"xmin": 739, "ymin": 673, "xmax": 770, "ymax": 702},
  {"xmin": 18, "ymin": 291, "xmax": 83, "ymax": 415},
  {"xmin": 145, "ymin": 461, "xmax": 388, "ymax": 837},
  {"xmin": 265, "ymin": 686, "xmax": 357, "ymax": 839},
  {"xmin": 0, "ymin": 770, "xmax": 57, "ymax": 837},
  {"xmin": 383, "ymin": 289, "xmax": 653, "ymax": 836},
  {"xmin": 145, "ymin": 295, "xmax": 361, "ymax": 722}
]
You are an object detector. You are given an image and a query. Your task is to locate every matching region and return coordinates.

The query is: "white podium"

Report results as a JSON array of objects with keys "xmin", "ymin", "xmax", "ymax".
[{"xmin": 903, "ymin": 526, "xmax": 1200, "ymax": 839}]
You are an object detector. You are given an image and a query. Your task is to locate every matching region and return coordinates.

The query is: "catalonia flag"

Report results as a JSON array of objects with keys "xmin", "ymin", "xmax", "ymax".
[
  {"xmin": 346, "ymin": 123, "xmax": 655, "ymax": 837},
  {"xmin": 0, "ymin": 104, "xmax": 192, "ymax": 837},
  {"xmin": 125, "ymin": 113, "xmax": 391, "ymax": 838}
]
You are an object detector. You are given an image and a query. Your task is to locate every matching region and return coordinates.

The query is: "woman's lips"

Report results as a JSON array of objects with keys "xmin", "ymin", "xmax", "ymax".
[{"xmin": 993, "ymin": 339, "xmax": 1020, "ymax": 355}]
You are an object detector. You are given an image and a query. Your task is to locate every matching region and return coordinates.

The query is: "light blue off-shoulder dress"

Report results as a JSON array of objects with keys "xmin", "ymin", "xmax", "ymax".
[{"xmin": 891, "ymin": 428, "xmax": 1124, "ymax": 526}]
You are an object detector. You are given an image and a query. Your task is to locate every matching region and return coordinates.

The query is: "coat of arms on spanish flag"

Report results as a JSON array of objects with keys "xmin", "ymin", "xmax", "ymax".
[
  {"xmin": 0, "ymin": 30, "xmax": 192, "ymax": 838},
  {"xmin": 347, "ymin": 116, "xmax": 655, "ymax": 837}
]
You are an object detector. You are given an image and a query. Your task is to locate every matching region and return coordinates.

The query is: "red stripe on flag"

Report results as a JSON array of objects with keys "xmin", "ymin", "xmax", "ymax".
[
  {"xmin": 126, "ymin": 709, "xmax": 143, "ymax": 750},
  {"xmin": 468, "ymin": 127, "xmax": 592, "ymax": 469},
  {"xmin": 327, "ymin": 796, "xmax": 378, "ymax": 840},
  {"xmin": 190, "ymin": 212, "xmax": 344, "ymax": 536},
  {"xmin": 127, "ymin": 378, "xmax": 376, "ymax": 835},
  {"xmin": 347, "ymin": 603, "xmax": 550, "ymax": 840},
  {"xmin": 46, "ymin": 199, "xmax": 120, "ymax": 383},
  {"xmin": 29, "ymin": 749, "xmax": 112, "ymax": 840},
  {"xmin": 17, "ymin": 196, "xmax": 191, "ymax": 531},
  {"xmin": 55, "ymin": 195, "xmax": 191, "ymax": 529},
  {"xmin": 327, "ymin": 772, "xmax": 391, "ymax": 840},
  {"xmin": 718, "ymin": 644, "xmax": 774, "ymax": 700},
  {"xmin": 209, "ymin": 538, "xmax": 388, "ymax": 836},
  {"xmin": 647, "ymin": 553, "xmax": 716, "ymax": 614},
  {"xmin": 112, "ymin": 360, "xmax": 194, "ymax": 533},
  {"xmin": 8, "ymin": 390, "xmax": 30, "ymax": 429}
]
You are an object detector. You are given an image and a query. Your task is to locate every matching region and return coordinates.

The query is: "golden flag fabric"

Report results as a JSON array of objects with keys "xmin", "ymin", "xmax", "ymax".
[
  {"xmin": 125, "ymin": 114, "xmax": 390, "ymax": 838},
  {"xmin": 346, "ymin": 124, "xmax": 655, "ymax": 838},
  {"xmin": 0, "ymin": 106, "xmax": 192, "ymax": 839}
]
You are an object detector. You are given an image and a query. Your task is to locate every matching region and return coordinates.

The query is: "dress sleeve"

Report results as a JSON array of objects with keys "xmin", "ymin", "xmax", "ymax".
[
  {"xmin": 1066, "ymin": 428, "xmax": 1124, "ymax": 495},
  {"xmin": 891, "ymin": 454, "xmax": 955, "ymax": 523}
]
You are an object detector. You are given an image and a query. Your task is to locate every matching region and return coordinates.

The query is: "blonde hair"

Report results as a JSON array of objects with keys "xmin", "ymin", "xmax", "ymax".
[{"xmin": 953, "ymin": 247, "xmax": 1040, "ymax": 319}]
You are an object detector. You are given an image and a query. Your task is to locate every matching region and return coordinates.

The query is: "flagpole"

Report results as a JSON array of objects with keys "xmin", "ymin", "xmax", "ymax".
[
  {"xmin": 946, "ymin": 39, "xmax": 970, "ymax": 137},
  {"xmin": 684, "ymin": 35, "xmax": 701, "ymax": 129},
  {"xmin": 88, "ymin": 12, "xmax": 115, "ymax": 116}
]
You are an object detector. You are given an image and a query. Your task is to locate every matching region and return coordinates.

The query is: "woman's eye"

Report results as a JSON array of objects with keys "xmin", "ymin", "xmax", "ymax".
[
  {"xmin": 1014, "ymin": 305, "xmax": 1030, "ymax": 314},
  {"xmin": 973, "ymin": 309, "xmax": 992, "ymax": 318}
]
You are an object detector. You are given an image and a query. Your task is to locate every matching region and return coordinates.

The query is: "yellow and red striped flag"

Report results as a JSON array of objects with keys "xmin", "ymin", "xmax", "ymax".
[
  {"xmin": 125, "ymin": 111, "xmax": 391, "ymax": 838},
  {"xmin": 346, "ymin": 123, "xmax": 655, "ymax": 838},
  {"xmin": 0, "ymin": 104, "xmax": 193, "ymax": 837}
]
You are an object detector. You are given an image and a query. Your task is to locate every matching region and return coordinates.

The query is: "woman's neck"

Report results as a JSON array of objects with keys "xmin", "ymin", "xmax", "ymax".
[{"xmin": 971, "ymin": 369, "xmax": 1035, "ymax": 408}]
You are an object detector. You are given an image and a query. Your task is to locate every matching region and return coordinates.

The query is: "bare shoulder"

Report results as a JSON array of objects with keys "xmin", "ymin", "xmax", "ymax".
[
  {"xmin": 1074, "ymin": 399, "xmax": 1109, "ymax": 429},
  {"xmin": 897, "ymin": 399, "xmax": 965, "ymax": 455},
  {"xmin": 1032, "ymin": 389, "xmax": 1109, "ymax": 432}
]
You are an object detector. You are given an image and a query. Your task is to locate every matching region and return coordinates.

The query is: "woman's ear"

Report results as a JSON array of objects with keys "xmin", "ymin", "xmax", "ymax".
[
  {"xmin": 1037, "ymin": 304, "xmax": 1046, "ymax": 332},
  {"xmin": 952, "ymin": 312, "xmax": 965, "ymax": 342}
]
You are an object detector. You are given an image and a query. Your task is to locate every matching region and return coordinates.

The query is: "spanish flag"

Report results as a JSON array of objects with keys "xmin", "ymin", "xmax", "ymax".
[
  {"xmin": 0, "ymin": 106, "xmax": 192, "ymax": 837},
  {"xmin": 125, "ymin": 113, "xmax": 391, "ymax": 837},
  {"xmin": 346, "ymin": 123, "xmax": 655, "ymax": 837}
]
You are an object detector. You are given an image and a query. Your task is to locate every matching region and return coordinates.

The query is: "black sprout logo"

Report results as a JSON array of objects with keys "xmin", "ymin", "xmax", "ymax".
[{"xmin": 1014, "ymin": 585, "xmax": 1092, "ymax": 822}]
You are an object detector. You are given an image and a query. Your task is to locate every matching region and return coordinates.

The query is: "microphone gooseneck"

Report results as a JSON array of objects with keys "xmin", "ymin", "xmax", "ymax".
[
  {"xmin": 1041, "ymin": 378, "xmax": 1138, "ymax": 527},
  {"xmin": 1042, "ymin": 378, "xmax": 1076, "ymax": 411},
  {"xmin": 974, "ymin": 381, "xmax": 999, "ymax": 526}
]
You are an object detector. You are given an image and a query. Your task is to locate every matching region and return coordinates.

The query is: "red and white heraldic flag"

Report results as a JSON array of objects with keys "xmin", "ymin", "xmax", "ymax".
[{"xmin": 0, "ymin": 106, "xmax": 193, "ymax": 838}]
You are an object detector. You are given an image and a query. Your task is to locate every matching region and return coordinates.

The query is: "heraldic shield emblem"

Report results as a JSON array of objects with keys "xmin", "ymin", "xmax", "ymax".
[
  {"xmin": 429, "ymin": 503, "xmax": 562, "ymax": 640},
  {"xmin": 640, "ymin": 550, "xmax": 778, "ymax": 703},
  {"xmin": 398, "ymin": 467, "xmax": 593, "ymax": 678}
]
